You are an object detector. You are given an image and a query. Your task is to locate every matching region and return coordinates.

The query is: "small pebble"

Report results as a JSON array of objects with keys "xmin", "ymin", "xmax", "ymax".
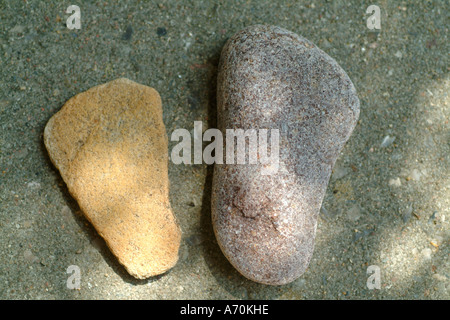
[
  {"xmin": 156, "ymin": 27, "xmax": 167, "ymax": 36},
  {"xmin": 122, "ymin": 25, "xmax": 133, "ymax": 41},
  {"xmin": 430, "ymin": 240, "xmax": 439, "ymax": 248}
]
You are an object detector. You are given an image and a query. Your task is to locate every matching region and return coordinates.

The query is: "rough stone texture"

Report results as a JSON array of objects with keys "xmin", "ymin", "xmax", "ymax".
[
  {"xmin": 44, "ymin": 78, "xmax": 181, "ymax": 279},
  {"xmin": 212, "ymin": 25, "xmax": 360, "ymax": 285}
]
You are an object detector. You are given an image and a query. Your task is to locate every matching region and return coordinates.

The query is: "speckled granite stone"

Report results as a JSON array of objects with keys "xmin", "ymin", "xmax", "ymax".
[
  {"xmin": 44, "ymin": 78, "xmax": 181, "ymax": 279},
  {"xmin": 212, "ymin": 25, "xmax": 360, "ymax": 285}
]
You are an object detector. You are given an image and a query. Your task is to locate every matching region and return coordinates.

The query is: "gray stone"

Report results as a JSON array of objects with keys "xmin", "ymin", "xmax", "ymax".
[{"xmin": 212, "ymin": 25, "xmax": 360, "ymax": 285}]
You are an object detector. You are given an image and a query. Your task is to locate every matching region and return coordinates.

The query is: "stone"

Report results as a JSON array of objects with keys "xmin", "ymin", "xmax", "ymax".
[
  {"xmin": 212, "ymin": 25, "xmax": 359, "ymax": 285},
  {"xmin": 44, "ymin": 78, "xmax": 181, "ymax": 279}
]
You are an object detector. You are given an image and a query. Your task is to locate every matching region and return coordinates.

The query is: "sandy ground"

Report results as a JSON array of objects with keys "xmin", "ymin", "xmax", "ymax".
[{"xmin": 0, "ymin": 0, "xmax": 448, "ymax": 299}]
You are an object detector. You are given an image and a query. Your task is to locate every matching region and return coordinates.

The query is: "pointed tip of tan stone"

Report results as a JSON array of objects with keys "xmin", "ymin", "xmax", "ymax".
[{"xmin": 44, "ymin": 78, "xmax": 181, "ymax": 279}]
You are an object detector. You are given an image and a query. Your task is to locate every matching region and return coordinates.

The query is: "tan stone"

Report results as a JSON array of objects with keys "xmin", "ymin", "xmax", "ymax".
[{"xmin": 44, "ymin": 78, "xmax": 181, "ymax": 279}]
